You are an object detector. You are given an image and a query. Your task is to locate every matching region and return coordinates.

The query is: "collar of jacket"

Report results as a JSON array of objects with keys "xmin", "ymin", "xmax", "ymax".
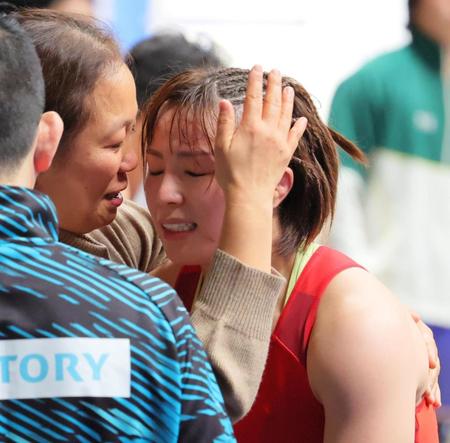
[
  {"xmin": 0, "ymin": 186, "xmax": 59, "ymax": 243},
  {"xmin": 411, "ymin": 27, "xmax": 441, "ymax": 71}
]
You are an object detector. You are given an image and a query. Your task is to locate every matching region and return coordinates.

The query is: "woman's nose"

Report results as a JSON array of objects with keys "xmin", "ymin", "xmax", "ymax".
[
  {"xmin": 121, "ymin": 144, "xmax": 139, "ymax": 174},
  {"xmin": 158, "ymin": 173, "xmax": 184, "ymax": 205}
]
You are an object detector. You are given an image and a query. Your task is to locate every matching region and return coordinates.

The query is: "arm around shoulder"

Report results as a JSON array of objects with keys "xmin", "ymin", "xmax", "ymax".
[{"xmin": 307, "ymin": 267, "xmax": 429, "ymax": 443}]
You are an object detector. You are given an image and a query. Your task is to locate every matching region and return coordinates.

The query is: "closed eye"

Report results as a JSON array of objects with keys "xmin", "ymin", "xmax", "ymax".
[
  {"xmin": 148, "ymin": 170, "xmax": 163, "ymax": 176},
  {"xmin": 185, "ymin": 171, "xmax": 213, "ymax": 177},
  {"xmin": 109, "ymin": 142, "xmax": 124, "ymax": 150}
]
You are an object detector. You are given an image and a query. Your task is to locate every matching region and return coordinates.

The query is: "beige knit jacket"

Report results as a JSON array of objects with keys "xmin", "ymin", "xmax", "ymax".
[{"xmin": 59, "ymin": 200, "xmax": 284, "ymax": 422}]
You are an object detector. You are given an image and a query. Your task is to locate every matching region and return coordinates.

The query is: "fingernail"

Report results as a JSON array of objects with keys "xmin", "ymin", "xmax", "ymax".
[
  {"xmin": 252, "ymin": 64, "xmax": 262, "ymax": 72},
  {"xmin": 284, "ymin": 86, "xmax": 293, "ymax": 98}
]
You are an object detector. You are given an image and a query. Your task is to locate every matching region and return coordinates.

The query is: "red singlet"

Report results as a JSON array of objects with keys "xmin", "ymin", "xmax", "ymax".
[{"xmin": 175, "ymin": 247, "xmax": 438, "ymax": 442}]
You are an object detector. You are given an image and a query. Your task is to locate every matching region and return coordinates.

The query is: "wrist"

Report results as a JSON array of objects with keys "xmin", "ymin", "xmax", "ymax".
[
  {"xmin": 220, "ymin": 197, "xmax": 274, "ymax": 273},
  {"xmin": 223, "ymin": 188, "xmax": 274, "ymax": 216}
]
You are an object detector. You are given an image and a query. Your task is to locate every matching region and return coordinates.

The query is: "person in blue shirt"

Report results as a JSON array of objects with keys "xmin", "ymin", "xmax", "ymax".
[{"xmin": 0, "ymin": 13, "xmax": 234, "ymax": 442}]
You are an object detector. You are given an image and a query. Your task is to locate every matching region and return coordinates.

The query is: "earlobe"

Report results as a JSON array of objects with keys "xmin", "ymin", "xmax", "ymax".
[
  {"xmin": 273, "ymin": 167, "xmax": 294, "ymax": 208},
  {"xmin": 34, "ymin": 111, "xmax": 64, "ymax": 174}
]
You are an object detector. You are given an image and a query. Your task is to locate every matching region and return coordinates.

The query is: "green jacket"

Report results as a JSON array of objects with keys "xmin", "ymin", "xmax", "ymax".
[{"xmin": 328, "ymin": 30, "xmax": 450, "ymax": 326}]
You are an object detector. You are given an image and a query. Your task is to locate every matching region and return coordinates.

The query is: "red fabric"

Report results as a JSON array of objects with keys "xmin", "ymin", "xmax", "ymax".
[
  {"xmin": 174, "ymin": 265, "xmax": 201, "ymax": 311},
  {"xmin": 175, "ymin": 247, "xmax": 438, "ymax": 442},
  {"xmin": 234, "ymin": 246, "xmax": 357, "ymax": 443},
  {"xmin": 415, "ymin": 399, "xmax": 439, "ymax": 443}
]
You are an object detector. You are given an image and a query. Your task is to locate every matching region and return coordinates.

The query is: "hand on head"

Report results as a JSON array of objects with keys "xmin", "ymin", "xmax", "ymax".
[{"xmin": 214, "ymin": 65, "xmax": 307, "ymax": 208}]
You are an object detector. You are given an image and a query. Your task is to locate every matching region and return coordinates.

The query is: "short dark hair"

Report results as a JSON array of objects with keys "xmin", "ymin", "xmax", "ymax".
[
  {"xmin": 129, "ymin": 32, "xmax": 225, "ymax": 108},
  {"xmin": 142, "ymin": 68, "xmax": 367, "ymax": 256},
  {"xmin": 13, "ymin": 9, "xmax": 123, "ymax": 152},
  {"xmin": 0, "ymin": 14, "xmax": 44, "ymax": 172}
]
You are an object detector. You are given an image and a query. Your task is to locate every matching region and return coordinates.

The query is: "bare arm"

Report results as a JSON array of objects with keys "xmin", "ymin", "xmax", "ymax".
[{"xmin": 308, "ymin": 268, "xmax": 429, "ymax": 443}]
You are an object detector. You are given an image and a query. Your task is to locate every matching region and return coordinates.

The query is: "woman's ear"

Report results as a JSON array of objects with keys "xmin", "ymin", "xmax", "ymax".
[
  {"xmin": 273, "ymin": 167, "xmax": 294, "ymax": 209},
  {"xmin": 33, "ymin": 111, "xmax": 64, "ymax": 174}
]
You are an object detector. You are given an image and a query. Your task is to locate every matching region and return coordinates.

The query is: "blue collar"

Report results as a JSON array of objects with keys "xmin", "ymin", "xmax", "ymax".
[{"xmin": 0, "ymin": 186, "xmax": 59, "ymax": 242}]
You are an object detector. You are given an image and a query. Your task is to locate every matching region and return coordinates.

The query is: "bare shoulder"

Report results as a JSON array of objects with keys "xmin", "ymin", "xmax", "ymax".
[
  {"xmin": 308, "ymin": 268, "xmax": 429, "ymax": 398},
  {"xmin": 307, "ymin": 268, "xmax": 428, "ymax": 441}
]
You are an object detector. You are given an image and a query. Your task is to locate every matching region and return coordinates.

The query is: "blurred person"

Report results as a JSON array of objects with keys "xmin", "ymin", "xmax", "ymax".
[
  {"xmin": 328, "ymin": 0, "xmax": 450, "ymax": 435},
  {"xmin": 142, "ymin": 66, "xmax": 439, "ymax": 442},
  {"xmin": 0, "ymin": 13, "xmax": 233, "ymax": 441},
  {"xmin": 124, "ymin": 32, "xmax": 226, "ymax": 202},
  {"xmin": 13, "ymin": 8, "xmax": 300, "ymax": 421},
  {"xmin": 132, "ymin": 32, "xmax": 225, "ymax": 108}
]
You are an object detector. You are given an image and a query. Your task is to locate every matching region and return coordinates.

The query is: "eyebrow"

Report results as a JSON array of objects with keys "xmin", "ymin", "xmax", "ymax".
[
  {"xmin": 103, "ymin": 118, "xmax": 136, "ymax": 141},
  {"xmin": 147, "ymin": 148, "xmax": 212, "ymax": 158}
]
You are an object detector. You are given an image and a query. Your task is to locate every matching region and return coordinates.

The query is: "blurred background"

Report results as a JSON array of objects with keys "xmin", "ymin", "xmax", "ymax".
[
  {"xmin": 7, "ymin": 0, "xmax": 450, "ymax": 440},
  {"xmin": 94, "ymin": 0, "xmax": 409, "ymax": 119}
]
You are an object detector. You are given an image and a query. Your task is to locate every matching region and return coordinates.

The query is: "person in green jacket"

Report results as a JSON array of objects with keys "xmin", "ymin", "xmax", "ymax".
[{"xmin": 328, "ymin": 0, "xmax": 450, "ymax": 438}]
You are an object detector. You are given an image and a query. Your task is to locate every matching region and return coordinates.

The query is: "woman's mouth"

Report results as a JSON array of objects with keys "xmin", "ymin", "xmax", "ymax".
[
  {"xmin": 162, "ymin": 222, "xmax": 197, "ymax": 232},
  {"xmin": 104, "ymin": 191, "xmax": 124, "ymax": 207}
]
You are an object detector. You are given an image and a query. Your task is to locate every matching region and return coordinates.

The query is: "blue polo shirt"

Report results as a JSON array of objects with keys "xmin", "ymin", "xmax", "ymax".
[{"xmin": 0, "ymin": 186, "xmax": 234, "ymax": 442}]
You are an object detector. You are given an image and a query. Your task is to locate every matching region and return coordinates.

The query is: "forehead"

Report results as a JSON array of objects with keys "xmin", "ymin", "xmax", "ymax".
[
  {"xmin": 88, "ymin": 64, "xmax": 138, "ymax": 128},
  {"xmin": 153, "ymin": 106, "xmax": 215, "ymax": 150}
]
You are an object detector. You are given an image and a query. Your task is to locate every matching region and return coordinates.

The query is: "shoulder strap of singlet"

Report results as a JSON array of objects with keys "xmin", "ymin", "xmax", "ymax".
[
  {"xmin": 275, "ymin": 246, "xmax": 363, "ymax": 366},
  {"xmin": 174, "ymin": 265, "xmax": 202, "ymax": 312}
]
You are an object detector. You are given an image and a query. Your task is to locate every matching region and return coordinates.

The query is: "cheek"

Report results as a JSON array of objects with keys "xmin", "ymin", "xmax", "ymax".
[
  {"xmin": 85, "ymin": 152, "xmax": 122, "ymax": 184},
  {"xmin": 68, "ymin": 154, "xmax": 123, "ymax": 206},
  {"xmin": 200, "ymin": 188, "xmax": 226, "ymax": 239},
  {"xmin": 144, "ymin": 176, "xmax": 160, "ymax": 214}
]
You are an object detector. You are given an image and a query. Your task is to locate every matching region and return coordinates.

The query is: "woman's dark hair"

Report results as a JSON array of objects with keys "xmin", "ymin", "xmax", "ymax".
[
  {"xmin": 13, "ymin": 9, "xmax": 123, "ymax": 152},
  {"xmin": 142, "ymin": 67, "xmax": 366, "ymax": 257}
]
